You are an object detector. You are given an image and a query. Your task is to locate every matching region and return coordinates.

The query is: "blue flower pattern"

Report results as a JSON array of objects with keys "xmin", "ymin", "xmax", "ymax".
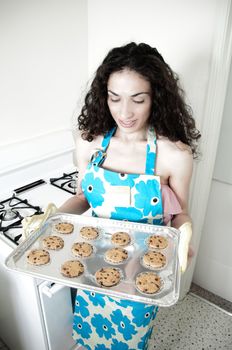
[
  {"xmin": 95, "ymin": 344, "xmax": 109, "ymax": 350},
  {"xmin": 75, "ymin": 294, "xmax": 89, "ymax": 317},
  {"xmin": 84, "ymin": 290, "xmax": 106, "ymax": 307},
  {"xmin": 112, "ymin": 339, "xmax": 133, "ymax": 350},
  {"xmin": 131, "ymin": 303, "xmax": 154, "ymax": 327},
  {"xmin": 104, "ymin": 170, "xmax": 139, "ymax": 187},
  {"xmin": 81, "ymin": 172, "xmax": 105, "ymax": 208},
  {"xmin": 107, "ymin": 296, "xmax": 137, "ymax": 308},
  {"xmin": 82, "ymin": 128, "xmax": 163, "ymax": 224},
  {"xmin": 110, "ymin": 206, "xmax": 143, "ymax": 222},
  {"xmin": 73, "ymin": 315, "xmax": 92, "ymax": 339},
  {"xmin": 111, "ymin": 309, "xmax": 137, "ymax": 340},
  {"xmin": 73, "ymin": 128, "xmax": 163, "ymax": 348},
  {"xmin": 134, "ymin": 179, "xmax": 162, "ymax": 216},
  {"xmin": 91, "ymin": 314, "xmax": 116, "ymax": 340}
]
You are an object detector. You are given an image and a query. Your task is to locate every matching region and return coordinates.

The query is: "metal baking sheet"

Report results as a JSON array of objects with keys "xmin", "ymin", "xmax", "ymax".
[{"xmin": 5, "ymin": 213, "xmax": 181, "ymax": 306}]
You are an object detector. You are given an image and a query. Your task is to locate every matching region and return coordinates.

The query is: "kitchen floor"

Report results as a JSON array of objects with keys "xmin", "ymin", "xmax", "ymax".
[
  {"xmin": 150, "ymin": 287, "xmax": 232, "ymax": 349},
  {"xmin": 1, "ymin": 283, "xmax": 231, "ymax": 350}
]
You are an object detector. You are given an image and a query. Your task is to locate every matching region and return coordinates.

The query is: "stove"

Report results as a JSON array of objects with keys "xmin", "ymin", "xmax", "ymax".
[
  {"xmin": 0, "ymin": 170, "xmax": 78, "ymax": 246},
  {"xmin": 0, "ymin": 150, "xmax": 81, "ymax": 350}
]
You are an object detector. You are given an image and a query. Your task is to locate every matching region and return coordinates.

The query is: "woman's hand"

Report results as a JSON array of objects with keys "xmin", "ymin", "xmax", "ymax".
[
  {"xmin": 178, "ymin": 221, "xmax": 193, "ymax": 273},
  {"xmin": 22, "ymin": 203, "xmax": 57, "ymax": 239}
]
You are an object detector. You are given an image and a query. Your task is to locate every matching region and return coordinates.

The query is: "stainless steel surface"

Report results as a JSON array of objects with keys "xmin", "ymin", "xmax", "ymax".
[{"xmin": 5, "ymin": 214, "xmax": 180, "ymax": 306}]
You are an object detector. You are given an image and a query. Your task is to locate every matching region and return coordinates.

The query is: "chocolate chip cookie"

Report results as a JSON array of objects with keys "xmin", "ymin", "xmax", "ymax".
[
  {"xmin": 80, "ymin": 226, "xmax": 99, "ymax": 240},
  {"xmin": 42, "ymin": 235, "xmax": 64, "ymax": 250},
  {"xmin": 142, "ymin": 251, "xmax": 166, "ymax": 269},
  {"xmin": 61, "ymin": 260, "xmax": 84, "ymax": 278},
  {"xmin": 27, "ymin": 249, "xmax": 50, "ymax": 266},
  {"xmin": 147, "ymin": 235, "xmax": 168, "ymax": 250},
  {"xmin": 71, "ymin": 242, "xmax": 93, "ymax": 258},
  {"xmin": 95, "ymin": 267, "xmax": 121, "ymax": 287},
  {"xmin": 111, "ymin": 231, "xmax": 131, "ymax": 246},
  {"xmin": 54, "ymin": 222, "xmax": 74, "ymax": 234},
  {"xmin": 105, "ymin": 247, "xmax": 128, "ymax": 264},
  {"xmin": 135, "ymin": 271, "xmax": 162, "ymax": 294}
]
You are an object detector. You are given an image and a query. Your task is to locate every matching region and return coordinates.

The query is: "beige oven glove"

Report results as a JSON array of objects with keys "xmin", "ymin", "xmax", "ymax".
[
  {"xmin": 178, "ymin": 221, "xmax": 192, "ymax": 273},
  {"xmin": 22, "ymin": 203, "xmax": 57, "ymax": 239}
]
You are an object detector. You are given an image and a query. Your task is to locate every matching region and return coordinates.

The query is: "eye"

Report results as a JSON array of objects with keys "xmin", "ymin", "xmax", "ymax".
[
  {"xmin": 133, "ymin": 100, "xmax": 144, "ymax": 104},
  {"xmin": 103, "ymin": 325, "xmax": 108, "ymax": 330},
  {"xmin": 77, "ymin": 323, "xmax": 82, "ymax": 329},
  {"xmin": 145, "ymin": 312, "xmax": 150, "ymax": 318},
  {"xmin": 120, "ymin": 321, "xmax": 125, "ymax": 329},
  {"xmin": 150, "ymin": 197, "xmax": 159, "ymax": 205},
  {"xmin": 91, "ymin": 292, "xmax": 95, "ymax": 297},
  {"xmin": 108, "ymin": 96, "xmax": 120, "ymax": 102}
]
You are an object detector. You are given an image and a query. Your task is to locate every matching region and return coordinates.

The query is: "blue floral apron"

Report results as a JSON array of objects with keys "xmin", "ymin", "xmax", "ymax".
[{"xmin": 73, "ymin": 127, "xmax": 163, "ymax": 350}]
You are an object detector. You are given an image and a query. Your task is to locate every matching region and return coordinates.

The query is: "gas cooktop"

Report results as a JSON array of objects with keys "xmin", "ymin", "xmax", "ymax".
[{"xmin": 0, "ymin": 170, "xmax": 78, "ymax": 246}]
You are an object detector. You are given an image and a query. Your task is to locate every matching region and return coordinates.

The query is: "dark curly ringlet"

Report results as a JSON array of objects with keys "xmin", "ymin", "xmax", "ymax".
[{"xmin": 77, "ymin": 42, "xmax": 201, "ymax": 157}]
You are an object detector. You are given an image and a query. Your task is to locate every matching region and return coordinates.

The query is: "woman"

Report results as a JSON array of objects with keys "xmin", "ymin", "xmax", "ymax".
[
  {"xmin": 59, "ymin": 42, "xmax": 201, "ymax": 349},
  {"xmin": 23, "ymin": 42, "xmax": 200, "ymax": 350}
]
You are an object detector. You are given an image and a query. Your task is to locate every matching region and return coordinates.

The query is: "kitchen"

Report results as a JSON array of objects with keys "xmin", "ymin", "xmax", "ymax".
[{"xmin": 0, "ymin": 1, "xmax": 232, "ymax": 349}]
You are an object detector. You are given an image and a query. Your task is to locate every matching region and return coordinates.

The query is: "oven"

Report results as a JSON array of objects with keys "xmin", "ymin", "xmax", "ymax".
[{"xmin": 0, "ymin": 154, "xmax": 82, "ymax": 350}]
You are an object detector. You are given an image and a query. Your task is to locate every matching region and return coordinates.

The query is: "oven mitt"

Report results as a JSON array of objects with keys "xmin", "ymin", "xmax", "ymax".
[
  {"xmin": 22, "ymin": 203, "xmax": 57, "ymax": 239},
  {"xmin": 178, "ymin": 221, "xmax": 192, "ymax": 273}
]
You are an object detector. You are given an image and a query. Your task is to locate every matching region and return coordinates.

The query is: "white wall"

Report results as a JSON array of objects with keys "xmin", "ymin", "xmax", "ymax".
[
  {"xmin": 87, "ymin": 0, "xmax": 218, "ymax": 132},
  {"xmin": 0, "ymin": 0, "xmax": 88, "ymax": 170},
  {"xmin": 193, "ymin": 57, "xmax": 232, "ymax": 302}
]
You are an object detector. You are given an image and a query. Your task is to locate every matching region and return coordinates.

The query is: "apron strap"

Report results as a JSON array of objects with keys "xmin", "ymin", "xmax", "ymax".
[
  {"xmin": 91, "ymin": 127, "xmax": 116, "ymax": 166},
  {"xmin": 101, "ymin": 127, "xmax": 117, "ymax": 151},
  {"xmin": 145, "ymin": 128, "xmax": 157, "ymax": 175}
]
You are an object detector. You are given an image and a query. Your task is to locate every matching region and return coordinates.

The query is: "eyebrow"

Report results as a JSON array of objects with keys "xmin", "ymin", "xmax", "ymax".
[{"xmin": 108, "ymin": 90, "xmax": 150, "ymax": 97}]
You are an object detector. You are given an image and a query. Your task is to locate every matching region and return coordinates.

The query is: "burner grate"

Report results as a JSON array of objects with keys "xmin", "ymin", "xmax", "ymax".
[
  {"xmin": 0, "ymin": 194, "xmax": 42, "ymax": 245},
  {"xmin": 50, "ymin": 171, "xmax": 78, "ymax": 195}
]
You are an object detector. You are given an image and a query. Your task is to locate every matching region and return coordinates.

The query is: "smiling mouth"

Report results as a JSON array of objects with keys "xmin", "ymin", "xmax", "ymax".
[{"xmin": 119, "ymin": 120, "xmax": 136, "ymax": 128}]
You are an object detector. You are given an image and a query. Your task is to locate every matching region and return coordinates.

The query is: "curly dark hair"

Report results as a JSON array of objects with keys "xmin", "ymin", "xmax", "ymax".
[{"xmin": 77, "ymin": 42, "xmax": 201, "ymax": 157}]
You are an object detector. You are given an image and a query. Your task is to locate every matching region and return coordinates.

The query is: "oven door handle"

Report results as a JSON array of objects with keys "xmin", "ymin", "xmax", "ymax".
[{"xmin": 41, "ymin": 282, "xmax": 67, "ymax": 298}]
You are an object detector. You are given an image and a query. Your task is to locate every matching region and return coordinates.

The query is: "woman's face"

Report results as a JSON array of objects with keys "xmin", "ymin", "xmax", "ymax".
[{"xmin": 107, "ymin": 69, "xmax": 152, "ymax": 133}]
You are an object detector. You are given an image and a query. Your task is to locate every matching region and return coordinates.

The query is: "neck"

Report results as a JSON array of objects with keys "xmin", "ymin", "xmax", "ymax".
[{"xmin": 114, "ymin": 126, "xmax": 149, "ymax": 143}]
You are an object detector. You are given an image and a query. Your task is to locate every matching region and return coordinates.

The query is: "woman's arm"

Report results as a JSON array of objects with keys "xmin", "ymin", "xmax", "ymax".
[
  {"xmin": 167, "ymin": 144, "xmax": 194, "ymax": 271},
  {"xmin": 168, "ymin": 144, "xmax": 193, "ymax": 229},
  {"xmin": 58, "ymin": 188, "xmax": 90, "ymax": 214}
]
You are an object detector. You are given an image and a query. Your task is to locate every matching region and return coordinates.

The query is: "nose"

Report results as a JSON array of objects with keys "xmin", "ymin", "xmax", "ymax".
[{"xmin": 120, "ymin": 100, "xmax": 133, "ymax": 119}]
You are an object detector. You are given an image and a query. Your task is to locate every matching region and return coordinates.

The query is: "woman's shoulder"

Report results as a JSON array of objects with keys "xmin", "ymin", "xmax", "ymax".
[
  {"xmin": 75, "ymin": 130, "xmax": 103, "ymax": 161},
  {"xmin": 157, "ymin": 135, "xmax": 193, "ymax": 164},
  {"xmin": 157, "ymin": 135, "xmax": 193, "ymax": 190}
]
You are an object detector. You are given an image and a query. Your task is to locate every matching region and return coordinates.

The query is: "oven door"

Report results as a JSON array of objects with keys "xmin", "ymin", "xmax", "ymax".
[{"xmin": 38, "ymin": 281, "xmax": 77, "ymax": 350}]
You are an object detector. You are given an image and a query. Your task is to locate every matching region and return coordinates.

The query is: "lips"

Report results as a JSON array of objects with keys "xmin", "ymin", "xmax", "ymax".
[{"xmin": 119, "ymin": 119, "xmax": 136, "ymax": 128}]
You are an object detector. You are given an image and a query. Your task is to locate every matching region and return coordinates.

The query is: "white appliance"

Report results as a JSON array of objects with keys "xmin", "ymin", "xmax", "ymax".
[{"xmin": 0, "ymin": 151, "xmax": 81, "ymax": 350}]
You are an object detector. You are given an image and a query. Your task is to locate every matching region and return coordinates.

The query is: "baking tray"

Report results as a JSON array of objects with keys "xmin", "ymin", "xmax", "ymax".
[{"xmin": 5, "ymin": 213, "xmax": 181, "ymax": 306}]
